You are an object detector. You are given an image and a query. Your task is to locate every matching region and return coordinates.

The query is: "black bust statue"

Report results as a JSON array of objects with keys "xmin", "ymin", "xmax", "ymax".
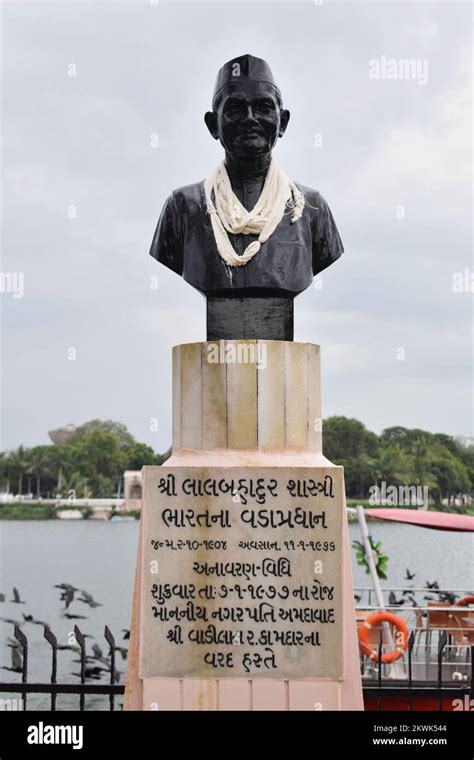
[{"xmin": 150, "ymin": 54, "xmax": 343, "ymax": 340}]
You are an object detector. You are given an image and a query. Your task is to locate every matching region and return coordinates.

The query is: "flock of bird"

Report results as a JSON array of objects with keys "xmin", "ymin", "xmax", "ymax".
[
  {"xmin": 353, "ymin": 568, "xmax": 461, "ymax": 611},
  {"xmin": 0, "ymin": 584, "xmax": 130, "ymax": 682}
]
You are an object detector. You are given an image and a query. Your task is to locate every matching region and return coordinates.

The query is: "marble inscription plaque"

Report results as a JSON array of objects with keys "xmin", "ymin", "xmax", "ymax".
[{"xmin": 139, "ymin": 466, "xmax": 344, "ymax": 679}]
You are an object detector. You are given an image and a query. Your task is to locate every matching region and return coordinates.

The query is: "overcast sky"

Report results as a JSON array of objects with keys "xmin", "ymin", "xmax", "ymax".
[{"xmin": 1, "ymin": 0, "xmax": 472, "ymax": 454}]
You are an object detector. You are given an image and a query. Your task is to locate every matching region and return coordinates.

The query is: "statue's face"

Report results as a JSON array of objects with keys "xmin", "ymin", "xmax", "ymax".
[{"xmin": 205, "ymin": 81, "xmax": 289, "ymax": 158}]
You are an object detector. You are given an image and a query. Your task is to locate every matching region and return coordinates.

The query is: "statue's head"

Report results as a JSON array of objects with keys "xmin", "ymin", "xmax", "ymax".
[{"xmin": 205, "ymin": 54, "xmax": 290, "ymax": 160}]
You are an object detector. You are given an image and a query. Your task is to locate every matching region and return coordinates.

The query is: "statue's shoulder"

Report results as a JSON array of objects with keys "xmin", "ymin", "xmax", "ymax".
[
  {"xmin": 168, "ymin": 181, "xmax": 205, "ymax": 209},
  {"xmin": 294, "ymin": 183, "xmax": 329, "ymax": 213}
]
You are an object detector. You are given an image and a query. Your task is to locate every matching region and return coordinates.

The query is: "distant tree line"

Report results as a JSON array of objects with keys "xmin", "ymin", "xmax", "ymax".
[
  {"xmin": 0, "ymin": 420, "xmax": 170, "ymax": 500},
  {"xmin": 0, "ymin": 418, "xmax": 472, "ymax": 507},
  {"xmin": 323, "ymin": 417, "xmax": 473, "ymax": 507}
]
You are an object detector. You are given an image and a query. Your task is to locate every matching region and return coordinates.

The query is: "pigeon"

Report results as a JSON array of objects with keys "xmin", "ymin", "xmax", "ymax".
[
  {"xmin": 92, "ymin": 644, "xmax": 103, "ymax": 660},
  {"xmin": 71, "ymin": 667, "xmax": 104, "ymax": 680},
  {"xmin": 389, "ymin": 591, "xmax": 405, "ymax": 606},
  {"xmin": 425, "ymin": 581, "xmax": 440, "ymax": 590},
  {"xmin": 405, "ymin": 568, "xmax": 416, "ymax": 580},
  {"xmin": 72, "ymin": 656, "xmax": 105, "ymax": 665},
  {"xmin": 22, "ymin": 613, "xmax": 49, "ymax": 626},
  {"xmin": 62, "ymin": 613, "xmax": 88, "ymax": 620},
  {"xmin": 71, "ymin": 665, "xmax": 122, "ymax": 682},
  {"xmin": 2, "ymin": 647, "xmax": 23, "ymax": 673},
  {"xmin": 62, "ymin": 588, "xmax": 76, "ymax": 609},
  {"xmin": 77, "ymin": 591, "xmax": 102, "ymax": 608},
  {"xmin": 0, "ymin": 617, "xmax": 23, "ymax": 627},
  {"xmin": 54, "ymin": 584, "xmax": 80, "ymax": 608},
  {"xmin": 84, "ymin": 666, "xmax": 107, "ymax": 677},
  {"xmin": 439, "ymin": 592, "xmax": 458, "ymax": 605},
  {"xmin": 54, "ymin": 583, "xmax": 79, "ymax": 593},
  {"xmin": 122, "ymin": 629, "xmax": 130, "ymax": 640}
]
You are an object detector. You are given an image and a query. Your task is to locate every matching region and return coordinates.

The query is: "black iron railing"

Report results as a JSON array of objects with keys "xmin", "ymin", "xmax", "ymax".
[
  {"xmin": 0, "ymin": 624, "xmax": 124, "ymax": 711},
  {"xmin": 362, "ymin": 631, "xmax": 474, "ymax": 711}
]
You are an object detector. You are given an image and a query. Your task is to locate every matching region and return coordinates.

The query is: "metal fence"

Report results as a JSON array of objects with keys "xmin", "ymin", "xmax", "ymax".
[
  {"xmin": 0, "ymin": 626, "xmax": 472, "ymax": 711},
  {"xmin": 0, "ymin": 624, "xmax": 123, "ymax": 711},
  {"xmin": 362, "ymin": 631, "xmax": 474, "ymax": 711}
]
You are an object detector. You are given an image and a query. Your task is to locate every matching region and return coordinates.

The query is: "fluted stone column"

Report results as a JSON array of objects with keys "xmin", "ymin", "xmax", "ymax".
[{"xmin": 170, "ymin": 341, "xmax": 322, "ymax": 459}]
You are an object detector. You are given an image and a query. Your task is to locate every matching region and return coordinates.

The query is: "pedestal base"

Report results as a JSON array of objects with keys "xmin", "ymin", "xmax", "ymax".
[
  {"xmin": 125, "ymin": 462, "xmax": 362, "ymax": 710},
  {"xmin": 124, "ymin": 341, "xmax": 363, "ymax": 710}
]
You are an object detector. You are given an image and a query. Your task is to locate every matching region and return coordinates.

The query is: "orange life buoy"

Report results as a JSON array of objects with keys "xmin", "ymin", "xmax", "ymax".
[
  {"xmin": 456, "ymin": 596, "xmax": 474, "ymax": 607},
  {"xmin": 358, "ymin": 611, "xmax": 409, "ymax": 663}
]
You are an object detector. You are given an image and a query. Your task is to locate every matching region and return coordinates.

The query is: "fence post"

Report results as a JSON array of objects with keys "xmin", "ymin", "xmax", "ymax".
[
  {"xmin": 408, "ymin": 631, "xmax": 415, "ymax": 711},
  {"xmin": 14, "ymin": 625, "xmax": 28, "ymax": 711},
  {"xmin": 74, "ymin": 625, "xmax": 86, "ymax": 711},
  {"xmin": 104, "ymin": 626, "xmax": 116, "ymax": 712},
  {"xmin": 44, "ymin": 626, "xmax": 58, "ymax": 711},
  {"xmin": 437, "ymin": 630, "xmax": 447, "ymax": 711}
]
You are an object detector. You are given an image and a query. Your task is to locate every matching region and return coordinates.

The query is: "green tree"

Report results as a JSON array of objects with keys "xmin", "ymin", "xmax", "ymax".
[
  {"xmin": 28, "ymin": 445, "xmax": 55, "ymax": 497},
  {"xmin": 452, "ymin": 445, "xmax": 474, "ymax": 494},
  {"xmin": 7, "ymin": 446, "xmax": 30, "ymax": 495},
  {"xmin": 323, "ymin": 417, "xmax": 379, "ymax": 498},
  {"xmin": 379, "ymin": 426, "xmax": 412, "ymax": 448},
  {"xmin": 125, "ymin": 442, "xmax": 161, "ymax": 470},
  {"xmin": 373, "ymin": 444, "xmax": 412, "ymax": 485},
  {"xmin": 380, "ymin": 427, "xmax": 433, "ymax": 454},
  {"xmin": 71, "ymin": 431, "xmax": 126, "ymax": 497},
  {"xmin": 1, "ymin": 421, "xmax": 169, "ymax": 501},
  {"xmin": 323, "ymin": 416, "xmax": 379, "ymax": 461},
  {"xmin": 59, "ymin": 470, "xmax": 91, "ymax": 500},
  {"xmin": 426, "ymin": 444, "xmax": 470, "ymax": 502},
  {"xmin": 69, "ymin": 420, "xmax": 135, "ymax": 451},
  {"xmin": 0, "ymin": 452, "xmax": 13, "ymax": 494}
]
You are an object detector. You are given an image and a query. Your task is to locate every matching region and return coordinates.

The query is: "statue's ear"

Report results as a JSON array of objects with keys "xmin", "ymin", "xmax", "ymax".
[
  {"xmin": 279, "ymin": 109, "xmax": 290, "ymax": 138},
  {"xmin": 204, "ymin": 111, "xmax": 219, "ymax": 140}
]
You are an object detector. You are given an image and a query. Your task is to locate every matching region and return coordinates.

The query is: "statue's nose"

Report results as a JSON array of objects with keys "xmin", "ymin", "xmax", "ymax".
[{"xmin": 242, "ymin": 105, "xmax": 258, "ymax": 123}]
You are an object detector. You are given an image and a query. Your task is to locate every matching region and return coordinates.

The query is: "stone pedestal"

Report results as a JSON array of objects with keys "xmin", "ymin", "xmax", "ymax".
[{"xmin": 124, "ymin": 341, "xmax": 363, "ymax": 710}]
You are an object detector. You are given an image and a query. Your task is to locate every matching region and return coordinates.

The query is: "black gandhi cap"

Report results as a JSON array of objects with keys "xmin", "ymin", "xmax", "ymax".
[{"xmin": 212, "ymin": 54, "xmax": 281, "ymax": 108}]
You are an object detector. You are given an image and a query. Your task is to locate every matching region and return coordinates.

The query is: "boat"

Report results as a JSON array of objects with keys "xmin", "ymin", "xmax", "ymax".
[
  {"xmin": 110, "ymin": 514, "xmax": 136, "ymax": 522},
  {"xmin": 56, "ymin": 509, "xmax": 83, "ymax": 520}
]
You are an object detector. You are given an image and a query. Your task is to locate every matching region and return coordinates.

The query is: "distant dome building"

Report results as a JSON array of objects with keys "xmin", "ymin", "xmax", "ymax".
[{"xmin": 48, "ymin": 423, "xmax": 77, "ymax": 445}]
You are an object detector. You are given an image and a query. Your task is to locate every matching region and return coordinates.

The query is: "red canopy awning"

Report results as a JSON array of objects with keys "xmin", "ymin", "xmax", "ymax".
[{"xmin": 365, "ymin": 508, "xmax": 474, "ymax": 532}]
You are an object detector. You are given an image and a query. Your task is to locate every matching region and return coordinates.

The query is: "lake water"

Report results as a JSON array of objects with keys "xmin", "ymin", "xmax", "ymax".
[{"xmin": 0, "ymin": 519, "xmax": 472, "ymax": 710}]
